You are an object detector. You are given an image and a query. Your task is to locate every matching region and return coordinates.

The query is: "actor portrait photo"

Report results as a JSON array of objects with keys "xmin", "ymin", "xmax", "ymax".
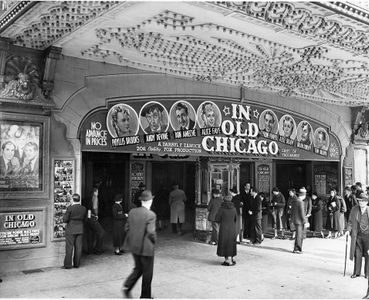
[
  {"xmin": 297, "ymin": 121, "xmax": 313, "ymax": 146},
  {"xmin": 140, "ymin": 101, "xmax": 169, "ymax": 134},
  {"xmin": 0, "ymin": 140, "xmax": 21, "ymax": 176},
  {"xmin": 313, "ymin": 127, "xmax": 329, "ymax": 150},
  {"xmin": 278, "ymin": 114, "xmax": 297, "ymax": 139},
  {"xmin": 170, "ymin": 101, "xmax": 196, "ymax": 131},
  {"xmin": 197, "ymin": 101, "xmax": 222, "ymax": 128},
  {"xmin": 259, "ymin": 109, "xmax": 279, "ymax": 134},
  {"xmin": 107, "ymin": 104, "xmax": 139, "ymax": 138}
]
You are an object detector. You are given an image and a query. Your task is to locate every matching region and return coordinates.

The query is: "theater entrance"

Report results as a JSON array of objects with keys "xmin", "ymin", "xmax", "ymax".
[
  {"xmin": 151, "ymin": 161, "xmax": 196, "ymax": 233},
  {"xmin": 276, "ymin": 161, "xmax": 311, "ymax": 199}
]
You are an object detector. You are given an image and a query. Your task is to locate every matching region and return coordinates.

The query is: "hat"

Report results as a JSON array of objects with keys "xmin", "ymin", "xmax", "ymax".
[
  {"xmin": 224, "ymin": 193, "xmax": 233, "ymax": 201},
  {"xmin": 114, "ymin": 194, "xmax": 123, "ymax": 202},
  {"xmin": 140, "ymin": 190, "xmax": 154, "ymax": 201},
  {"xmin": 230, "ymin": 186, "xmax": 238, "ymax": 194},
  {"xmin": 138, "ymin": 182, "xmax": 146, "ymax": 188},
  {"xmin": 298, "ymin": 187, "xmax": 307, "ymax": 195},
  {"xmin": 212, "ymin": 189, "xmax": 220, "ymax": 195},
  {"xmin": 358, "ymin": 193, "xmax": 368, "ymax": 201}
]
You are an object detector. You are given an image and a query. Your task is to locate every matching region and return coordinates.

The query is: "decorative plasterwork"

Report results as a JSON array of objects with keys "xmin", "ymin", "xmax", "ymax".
[
  {"xmin": 80, "ymin": 9, "xmax": 369, "ymax": 106},
  {"xmin": 5, "ymin": 1, "xmax": 120, "ymax": 49},
  {"xmin": 3, "ymin": 2, "xmax": 369, "ymax": 106}
]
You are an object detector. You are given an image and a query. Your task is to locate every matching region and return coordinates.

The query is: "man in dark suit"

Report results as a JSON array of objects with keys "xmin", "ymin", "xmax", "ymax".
[
  {"xmin": 291, "ymin": 187, "xmax": 308, "ymax": 254},
  {"xmin": 230, "ymin": 186, "xmax": 243, "ymax": 244},
  {"xmin": 346, "ymin": 193, "xmax": 369, "ymax": 280},
  {"xmin": 21, "ymin": 141, "xmax": 39, "ymax": 175},
  {"xmin": 0, "ymin": 141, "xmax": 20, "ymax": 176},
  {"xmin": 249, "ymin": 187, "xmax": 263, "ymax": 245},
  {"xmin": 122, "ymin": 190, "xmax": 157, "ymax": 299},
  {"xmin": 241, "ymin": 182, "xmax": 252, "ymax": 239},
  {"xmin": 174, "ymin": 102, "xmax": 195, "ymax": 130},
  {"xmin": 63, "ymin": 193, "xmax": 87, "ymax": 269}
]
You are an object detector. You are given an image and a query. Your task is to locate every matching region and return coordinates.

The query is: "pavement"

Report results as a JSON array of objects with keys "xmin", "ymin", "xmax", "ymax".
[{"xmin": 0, "ymin": 229, "xmax": 367, "ymax": 299}]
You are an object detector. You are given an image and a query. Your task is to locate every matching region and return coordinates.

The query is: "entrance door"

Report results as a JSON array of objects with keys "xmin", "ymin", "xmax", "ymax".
[
  {"xmin": 152, "ymin": 162, "xmax": 196, "ymax": 231},
  {"xmin": 276, "ymin": 162, "xmax": 307, "ymax": 199}
]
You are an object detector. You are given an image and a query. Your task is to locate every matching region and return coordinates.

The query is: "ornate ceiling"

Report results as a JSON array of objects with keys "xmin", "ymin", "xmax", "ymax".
[{"xmin": 2, "ymin": 1, "xmax": 369, "ymax": 106}]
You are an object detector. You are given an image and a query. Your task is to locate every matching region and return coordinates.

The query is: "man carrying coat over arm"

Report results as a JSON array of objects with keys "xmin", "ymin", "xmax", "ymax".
[{"xmin": 122, "ymin": 190, "xmax": 157, "ymax": 299}]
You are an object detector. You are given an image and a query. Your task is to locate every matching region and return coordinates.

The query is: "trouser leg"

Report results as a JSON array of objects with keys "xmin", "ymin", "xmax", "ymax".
[
  {"xmin": 255, "ymin": 219, "xmax": 263, "ymax": 243},
  {"xmin": 171, "ymin": 223, "xmax": 177, "ymax": 233},
  {"xmin": 73, "ymin": 234, "xmax": 83, "ymax": 267},
  {"xmin": 125, "ymin": 254, "xmax": 143, "ymax": 291},
  {"xmin": 64, "ymin": 234, "xmax": 74, "ymax": 268},
  {"xmin": 294, "ymin": 224, "xmax": 303, "ymax": 252},
  {"xmin": 211, "ymin": 222, "xmax": 219, "ymax": 243},
  {"xmin": 140, "ymin": 255, "xmax": 154, "ymax": 299},
  {"xmin": 354, "ymin": 235, "xmax": 364, "ymax": 275}
]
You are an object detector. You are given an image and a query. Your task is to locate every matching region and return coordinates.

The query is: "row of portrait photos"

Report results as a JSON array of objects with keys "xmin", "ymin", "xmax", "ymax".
[{"xmin": 106, "ymin": 101, "xmax": 330, "ymax": 151}]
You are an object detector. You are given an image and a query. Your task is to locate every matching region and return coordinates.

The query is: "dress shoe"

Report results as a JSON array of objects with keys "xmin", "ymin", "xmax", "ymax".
[
  {"xmin": 221, "ymin": 261, "xmax": 230, "ymax": 266},
  {"xmin": 73, "ymin": 265, "xmax": 79, "ymax": 268},
  {"xmin": 122, "ymin": 288, "xmax": 132, "ymax": 298},
  {"xmin": 351, "ymin": 274, "xmax": 360, "ymax": 278},
  {"xmin": 62, "ymin": 266, "xmax": 72, "ymax": 269},
  {"xmin": 115, "ymin": 251, "xmax": 123, "ymax": 255}
]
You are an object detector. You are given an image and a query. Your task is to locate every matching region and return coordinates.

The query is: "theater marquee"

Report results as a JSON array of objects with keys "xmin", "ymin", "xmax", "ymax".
[{"xmin": 79, "ymin": 99, "xmax": 341, "ymax": 161}]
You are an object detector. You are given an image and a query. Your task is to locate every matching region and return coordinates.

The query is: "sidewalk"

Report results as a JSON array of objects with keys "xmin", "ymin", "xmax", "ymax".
[{"xmin": 0, "ymin": 230, "xmax": 366, "ymax": 299}]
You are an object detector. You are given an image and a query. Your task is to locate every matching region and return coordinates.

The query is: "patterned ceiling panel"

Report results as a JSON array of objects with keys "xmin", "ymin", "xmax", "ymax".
[{"xmin": 2, "ymin": 1, "xmax": 369, "ymax": 106}]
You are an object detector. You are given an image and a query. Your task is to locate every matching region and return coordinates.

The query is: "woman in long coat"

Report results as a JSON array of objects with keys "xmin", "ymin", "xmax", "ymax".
[
  {"xmin": 311, "ymin": 192, "xmax": 324, "ymax": 238},
  {"xmin": 326, "ymin": 188, "xmax": 340, "ymax": 238},
  {"xmin": 112, "ymin": 194, "xmax": 127, "ymax": 255},
  {"xmin": 215, "ymin": 193, "xmax": 237, "ymax": 266}
]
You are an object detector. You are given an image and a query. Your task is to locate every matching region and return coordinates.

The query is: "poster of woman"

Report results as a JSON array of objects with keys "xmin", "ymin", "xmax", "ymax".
[{"xmin": 0, "ymin": 122, "xmax": 41, "ymax": 190}]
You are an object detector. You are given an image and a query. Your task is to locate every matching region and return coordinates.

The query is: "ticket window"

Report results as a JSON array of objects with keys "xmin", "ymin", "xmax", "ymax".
[{"xmin": 209, "ymin": 163, "xmax": 240, "ymax": 197}]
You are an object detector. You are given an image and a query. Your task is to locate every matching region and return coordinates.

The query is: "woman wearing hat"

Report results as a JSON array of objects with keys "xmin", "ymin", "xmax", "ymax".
[
  {"xmin": 112, "ymin": 193, "xmax": 127, "ymax": 255},
  {"xmin": 215, "ymin": 192, "xmax": 237, "ymax": 266},
  {"xmin": 325, "ymin": 188, "xmax": 341, "ymax": 239}
]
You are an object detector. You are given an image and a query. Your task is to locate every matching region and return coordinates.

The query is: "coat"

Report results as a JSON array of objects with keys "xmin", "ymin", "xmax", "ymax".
[
  {"xmin": 112, "ymin": 202, "xmax": 127, "ymax": 247},
  {"xmin": 347, "ymin": 206, "xmax": 369, "ymax": 260},
  {"xmin": 291, "ymin": 197, "xmax": 306, "ymax": 225},
  {"xmin": 169, "ymin": 188, "xmax": 186, "ymax": 223},
  {"xmin": 337, "ymin": 197, "xmax": 346, "ymax": 232},
  {"xmin": 326, "ymin": 196, "xmax": 340, "ymax": 231},
  {"xmin": 63, "ymin": 203, "xmax": 87, "ymax": 235},
  {"xmin": 215, "ymin": 201, "xmax": 237, "ymax": 257},
  {"xmin": 207, "ymin": 196, "xmax": 223, "ymax": 222},
  {"xmin": 250, "ymin": 195, "xmax": 262, "ymax": 220},
  {"xmin": 151, "ymin": 187, "xmax": 170, "ymax": 220},
  {"xmin": 123, "ymin": 206, "xmax": 156, "ymax": 256},
  {"xmin": 232, "ymin": 194, "xmax": 242, "ymax": 232},
  {"xmin": 312, "ymin": 197, "xmax": 323, "ymax": 231}
]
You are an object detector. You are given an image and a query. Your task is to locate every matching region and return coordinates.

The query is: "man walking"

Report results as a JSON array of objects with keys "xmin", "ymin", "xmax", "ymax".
[
  {"xmin": 345, "ymin": 193, "xmax": 369, "ymax": 279},
  {"xmin": 123, "ymin": 190, "xmax": 156, "ymax": 299},
  {"xmin": 63, "ymin": 193, "xmax": 86, "ymax": 269},
  {"xmin": 169, "ymin": 183, "xmax": 187, "ymax": 235},
  {"xmin": 291, "ymin": 188, "xmax": 308, "ymax": 254},
  {"xmin": 271, "ymin": 187, "xmax": 286, "ymax": 239}
]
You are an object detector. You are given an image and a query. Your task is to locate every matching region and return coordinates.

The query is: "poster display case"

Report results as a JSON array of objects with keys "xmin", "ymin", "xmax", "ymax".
[
  {"xmin": 52, "ymin": 159, "xmax": 75, "ymax": 240},
  {"xmin": 0, "ymin": 113, "xmax": 50, "ymax": 198}
]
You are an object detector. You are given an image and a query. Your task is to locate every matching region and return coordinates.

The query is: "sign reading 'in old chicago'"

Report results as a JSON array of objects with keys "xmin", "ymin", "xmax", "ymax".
[
  {"xmin": 0, "ymin": 209, "xmax": 44, "ymax": 248},
  {"xmin": 80, "ymin": 99, "xmax": 341, "ymax": 161}
]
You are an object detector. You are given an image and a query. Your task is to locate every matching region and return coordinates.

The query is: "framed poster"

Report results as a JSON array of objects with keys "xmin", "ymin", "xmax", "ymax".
[
  {"xmin": 0, "ymin": 113, "xmax": 49, "ymax": 198},
  {"xmin": 0, "ymin": 207, "xmax": 46, "ymax": 250},
  {"xmin": 344, "ymin": 167, "xmax": 353, "ymax": 188},
  {"xmin": 52, "ymin": 158, "xmax": 75, "ymax": 240}
]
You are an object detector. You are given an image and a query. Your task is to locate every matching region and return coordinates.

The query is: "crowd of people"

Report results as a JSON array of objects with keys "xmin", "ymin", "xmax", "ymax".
[{"xmin": 62, "ymin": 180, "xmax": 369, "ymax": 298}]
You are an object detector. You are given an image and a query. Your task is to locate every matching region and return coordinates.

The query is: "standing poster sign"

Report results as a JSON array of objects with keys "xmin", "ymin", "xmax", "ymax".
[{"xmin": 52, "ymin": 159, "xmax": 75, "ymax": 239}]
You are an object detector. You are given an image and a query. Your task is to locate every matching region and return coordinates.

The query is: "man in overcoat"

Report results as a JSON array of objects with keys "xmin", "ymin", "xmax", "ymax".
[
  {"xmin": 345, "ymin": 193, "xmax": 369, "ymax": 279},
  {"xmin": 63, "ymin": 193, "xmax": 87, "ymax": 269},
  {"xmin": 123, "ymin": 190, "xmax": 157, "ymax": 299},
  {"xmin": 169, "ymin": 183, "xmax": 187, "ymax": 235},
  {"xmin": 207, "ymin": 189, "xmax": 222, "ymax": 245}
]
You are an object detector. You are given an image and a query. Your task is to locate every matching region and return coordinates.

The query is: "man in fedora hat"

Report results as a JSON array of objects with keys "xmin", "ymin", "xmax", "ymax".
[
  {"xmin": 291, "ymin": 187, "xmax": 308, "ymax": 254},
  {"xmin": 123, "ymin": 190, "xmax": 157, "ymax": 299},
  {"xmin": 230, "ymin": 186, "xmax": 243, "ymax": 244}
]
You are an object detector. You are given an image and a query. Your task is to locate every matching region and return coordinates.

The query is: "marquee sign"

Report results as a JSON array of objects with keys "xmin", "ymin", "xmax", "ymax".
[{"xmin": 79, "ymin": 99, "xmax": 341, "ymax": 161}]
